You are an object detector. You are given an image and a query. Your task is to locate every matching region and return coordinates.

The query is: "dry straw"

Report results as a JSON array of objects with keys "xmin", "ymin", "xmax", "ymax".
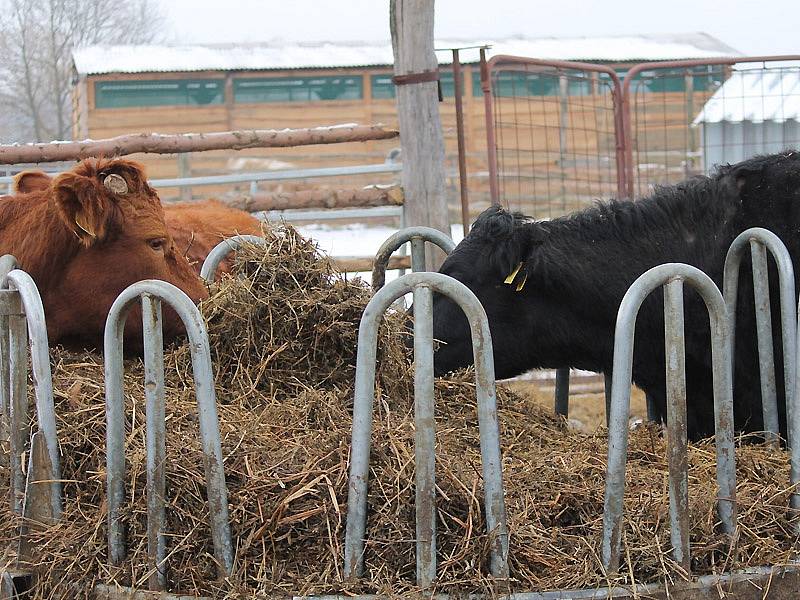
[{"xmin": 0, "ymin": 222, "xmax": 797, "ymax": 599}]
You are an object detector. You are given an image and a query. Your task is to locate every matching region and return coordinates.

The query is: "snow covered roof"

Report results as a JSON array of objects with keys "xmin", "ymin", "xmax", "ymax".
[
  {"xmin": 694, "ymin": 68, "xmax": 800, "ymax": 124},
  {"xmin": 72, "ymin": 33, "xmax": 740, "ymax": 76}
]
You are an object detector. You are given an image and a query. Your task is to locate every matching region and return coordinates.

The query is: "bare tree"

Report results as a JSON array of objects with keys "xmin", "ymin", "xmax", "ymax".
[{"xmin": 0, "ymin": 0, "xmax": 164, "ymax": 142}]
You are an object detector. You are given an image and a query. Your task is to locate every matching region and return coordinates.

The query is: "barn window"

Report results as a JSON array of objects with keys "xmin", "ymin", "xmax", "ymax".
[
  {"xmin": 233, "ymin": 76, "xmax": 363, "ymax": 103},
  {"xmin": 94, "ymin": 79, "xmax": 224, "ymax": 108},
  {"xmin": 371, "ymin": 74, "xmax": 395, "ymax": 99}
]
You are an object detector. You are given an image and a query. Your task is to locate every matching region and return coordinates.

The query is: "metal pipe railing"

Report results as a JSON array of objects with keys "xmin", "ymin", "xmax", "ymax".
[
  {"xmin": 200, "ymin": 234, "xmax": 269, "ymax": 282},
  {"xmin": 723, "ymin": 228, "xmax": 796, "ymax": 445},
  {"xmin": 371, "ymin": 226, "xmax": 456, "ymax": 291},
  {"xmin": 343, "ymin": 272, "xmax": 509, "ymax": 586},
  {"xmin": 0, "ymin": 257, "xmax": 61, "ymax": 520},
  {"xmin": 104, "ymin": 280, "xmax": 233, "ymax": 587},
  {"xmin": 601, "ymin": 263, "xmax": 736, "ymax": 574}
]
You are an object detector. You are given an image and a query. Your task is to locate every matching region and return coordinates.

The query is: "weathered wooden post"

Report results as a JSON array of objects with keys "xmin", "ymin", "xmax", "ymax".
[{"xmin": 390, "ymin": 0, "xmax": 452, "ymax": 270}]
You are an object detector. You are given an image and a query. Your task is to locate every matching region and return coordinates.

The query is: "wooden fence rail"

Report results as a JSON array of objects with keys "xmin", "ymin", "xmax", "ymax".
[{"xmin": 0, "ymin": 124, "xmax": 398, "ymax": 165}]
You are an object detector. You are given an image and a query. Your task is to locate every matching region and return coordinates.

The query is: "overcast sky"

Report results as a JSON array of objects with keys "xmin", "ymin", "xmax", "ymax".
[{"xmin": 159, "ymin": 0, "xmax": 797, "ymax": 56}]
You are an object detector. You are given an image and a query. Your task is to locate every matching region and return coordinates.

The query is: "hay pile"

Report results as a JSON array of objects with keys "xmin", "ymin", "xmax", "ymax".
[{"xmin": 0, "ymin": 223, "xmax": 798, "ymax": 599}]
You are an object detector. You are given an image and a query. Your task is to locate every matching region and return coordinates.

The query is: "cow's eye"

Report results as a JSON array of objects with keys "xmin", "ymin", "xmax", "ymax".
[{"xmin": 148, "ymin": 238, "xmax": 167, "ymax": 252}]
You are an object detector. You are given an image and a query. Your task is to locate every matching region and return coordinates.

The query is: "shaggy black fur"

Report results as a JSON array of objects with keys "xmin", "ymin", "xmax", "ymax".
[{"xmin": 433, "ymin": 151, "xmax": 800, "ymax": 440}]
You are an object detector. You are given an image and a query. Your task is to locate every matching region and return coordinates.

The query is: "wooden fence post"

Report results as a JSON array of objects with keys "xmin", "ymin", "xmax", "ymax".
[{"xmin": 390, "ymin": 0, "xmax": 452, "ymax": 270}]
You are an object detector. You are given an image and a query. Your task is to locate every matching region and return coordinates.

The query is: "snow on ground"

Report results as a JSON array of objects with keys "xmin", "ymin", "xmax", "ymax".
[{"xmin": 295, "ymin": 222, "xmax": 465, "ymax": 284}]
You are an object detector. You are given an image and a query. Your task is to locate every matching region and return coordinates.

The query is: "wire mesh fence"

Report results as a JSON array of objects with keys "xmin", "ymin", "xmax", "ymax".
[
  {"xmin": 624, "ymin": 57, "xmax": 800, "ymax": 198},
  {"xmin": 482, "ymin": 54, "xmax": 800, "ymax": 214},
  {"xmin": 482, "ymin": 56, "xmax": 625, "ymax": 218}
]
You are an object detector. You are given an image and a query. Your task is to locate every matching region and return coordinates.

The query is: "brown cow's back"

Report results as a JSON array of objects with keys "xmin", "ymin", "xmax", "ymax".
[{"xmin": 164, "ymin": 199, "xmax": 263, "ymax": 274}]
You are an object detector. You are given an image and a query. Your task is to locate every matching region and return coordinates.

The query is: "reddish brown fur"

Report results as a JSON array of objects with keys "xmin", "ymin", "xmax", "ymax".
[
  {"xmin": 0, "ymin": 158, "xmax": 208, "ymax": 350},
  {"xmin": 14, "ymin": 170, "xmax": 264, "ymax": 276},
  {"xmin": 164, "ymin": 199, "xmax": 263, "ymax": 275},
  {"xmin": 13, "ymin": 170, "xmax": 51, "ymax": 194}
]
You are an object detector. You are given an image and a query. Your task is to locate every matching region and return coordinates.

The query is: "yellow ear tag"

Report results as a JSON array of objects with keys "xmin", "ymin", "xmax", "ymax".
[
  {"xmin": 515, "ymin": 272, "xmax": 528, "ymax": 292},
  {"xmin": 504, "ymin": 262, "xmax": 523, "ymax": 285}
]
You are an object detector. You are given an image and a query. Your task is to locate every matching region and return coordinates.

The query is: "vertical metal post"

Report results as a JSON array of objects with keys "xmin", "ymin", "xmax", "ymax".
[
  {"xmin": 664, "ymin": 279, "xmax": 690, "ymax": 571},
  {"xmin": 413, "ymin": 282, "xmax": 436, "ymax": 587},
  {"xmin": 604, "ymin": 372, "xmax": 613, "ymax": 427},
  {"xmin": 554, "ymin": 368, "xmax": 569, "ymax": 417},
  {"xmin": 750, "ymin": 240, "xmax": 780, "ymax": 443},
  {"xmin": 177, "ymin": 153, "xmax": 192, "ymax": 202},
  {"xmin": 8, "ymin": 313, "xmax": 27, "ymax": 513},
  {"xmin": 646, "ymin": 393, "xmax": 660, "ymax": 423},
  {"xmin": 452, "ymin": 49, "xmax": 471, "ymax": 237},
  {"xmin": 480, "ymin": 48, "xmax": 500, "ymax": 206},
  {"xmin": 410, "ymin": 235, "xmax": 436, "ymax": 586},
  {"xmin": 142, "ymin": 294, "xmax": 167, "ymax": 590}
]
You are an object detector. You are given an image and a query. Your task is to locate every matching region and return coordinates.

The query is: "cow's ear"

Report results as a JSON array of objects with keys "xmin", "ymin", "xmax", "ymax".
[
  {"xmin": 13, "ymin": 170, "xmax": 52, "ymax": 194},
  {"xmin": 471, "ymin": 205, "xmax": 538, "ymax": 277},
  {"xmin": 52, "ymin": 172, "xmax": 117, "ymax": 246}
]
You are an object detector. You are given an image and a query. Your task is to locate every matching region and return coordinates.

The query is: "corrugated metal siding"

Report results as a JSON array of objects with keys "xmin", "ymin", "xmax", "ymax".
[{"xmin": 700, "ymin": 120, "xmax": 800, "ymax": 171}]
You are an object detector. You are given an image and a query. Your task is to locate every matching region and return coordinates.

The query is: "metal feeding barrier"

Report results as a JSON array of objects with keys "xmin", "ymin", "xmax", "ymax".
[
  {"xmin": 200, "ymin": 234, "xmax": 269, "ymax": 282},
  {"xmin": 104, "ymin": 280, "xmax": 233, "ymax": 590},
  {"xmin": 602, "ymin": 263, "xmax": 737, "ymax": 574},
  {"xmin": 371, "ymin": 225, "xmax": 456, "ymax": 290},
  {"xmin": 723, "ymin": 227, "xmax": 797, "ymax": 445},
  {"xmin": 343, "ymin": 272, "xmax": 509, "ymax": 587},
  {"xmin": 0, "ymin": 255, "xmax": 61, "ymax": 522}
]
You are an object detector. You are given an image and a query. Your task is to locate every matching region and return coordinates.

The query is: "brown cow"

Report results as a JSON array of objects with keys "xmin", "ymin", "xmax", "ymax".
[
  {"xmin": 1, "ymin": 158, "xmax": 208, "ymax": 349},
  {"xmin": 163, "ymin": 199, "xmax": 262, "ymax": 275},
  {"xmin": 13, "ymin": 171, "xmax": 263, "ymax": 276}
]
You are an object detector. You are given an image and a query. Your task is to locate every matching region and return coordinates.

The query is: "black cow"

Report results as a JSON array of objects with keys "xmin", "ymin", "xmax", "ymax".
[{"xmin": 432, "ymin": 151, "xmax": 800, "ymax": 441}]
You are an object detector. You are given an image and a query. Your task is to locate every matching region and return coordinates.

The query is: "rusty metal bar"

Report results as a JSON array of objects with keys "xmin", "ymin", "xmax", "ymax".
[
  {"xmin": 554, "ymin": 369, "xmax": 569, "ymax": 417},
  {"xmin": 142, "ymin": 294, "xmax": 167, "ymax": 590},
  {"xmin": 480, "ymin": 49, "xmax": 500, "ymax": 206},
  {"xmin": 602, "ymin": 263, "xmax": 736, "ymax": 574},
  {"xmin": 5, "ymin": 269, "xmax": 61, "ymax": 520},
  {"xmin": 105, "ymin": 280, "xmax": 233, "ymax": 580},
  {"xmin": 371, "ymin": 226, "xmax": 455, "ymax": 291},
  {"xmin": 199, "ymin": 234, "xmax": 269, "ymax": 282},
  {"xmin": 663, "ymin": 279, "xmax": 690, "ymax": 572},
  {"xmin": 344, "ymin": 272, "xmax": 508, "ymax": 582},
  {"xmin": 451, "ymin": 49, "xmax": 471, "ymax": 236},
  {"xmin": 723, "ymin": 228, "xmax": 796, "ymax": 445}
]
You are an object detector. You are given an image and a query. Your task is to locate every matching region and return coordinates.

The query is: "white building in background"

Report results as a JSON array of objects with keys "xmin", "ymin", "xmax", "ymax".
[{"xmin": 693, "ymin": 68, "xmax": 800, "ymax": 171}]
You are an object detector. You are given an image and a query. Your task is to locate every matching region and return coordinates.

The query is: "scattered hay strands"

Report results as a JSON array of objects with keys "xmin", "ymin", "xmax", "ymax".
[{"xmin": 1, "ymin": 223, "xmax": 797, "ymax": 598}]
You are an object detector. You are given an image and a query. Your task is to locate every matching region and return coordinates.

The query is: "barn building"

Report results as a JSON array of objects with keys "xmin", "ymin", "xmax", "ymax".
[
  {"xmin": 693, "ymin": 69, "xmax": 800, "ymax": 171},
  {"xmin": 70, "ymin": 33, "xmax": 739, "ymax": 206}
]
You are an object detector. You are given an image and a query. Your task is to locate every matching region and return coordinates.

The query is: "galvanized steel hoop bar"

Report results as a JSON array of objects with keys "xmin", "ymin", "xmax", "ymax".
[
  {"xmin": 371, "ymin": 226, "xmax": 456, "ymax": 291},
  {"xmin": 104, "ymin": 280, "xmax": 233, "ymax": 581},
  {"xmin": 344, "ymin": 272, "xmax": 509, "ymax": 583},
  {"xmin": 200, "ymin": 234, "xmax": 269, "ymax": 282},
  {"xmin": 601, "ymin": 263, "xmax": 736, "ymax": 573},
  {"xmin": 723, "ymin": 228, "xmax": 796, "ymax": 445},
  {"xmin": 0, "ymin": 262, "xmax": 62, "ymax": 519},
  {"xmin": 371, "ymin": 227, "xmax": 455, "ymax": 587}
]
